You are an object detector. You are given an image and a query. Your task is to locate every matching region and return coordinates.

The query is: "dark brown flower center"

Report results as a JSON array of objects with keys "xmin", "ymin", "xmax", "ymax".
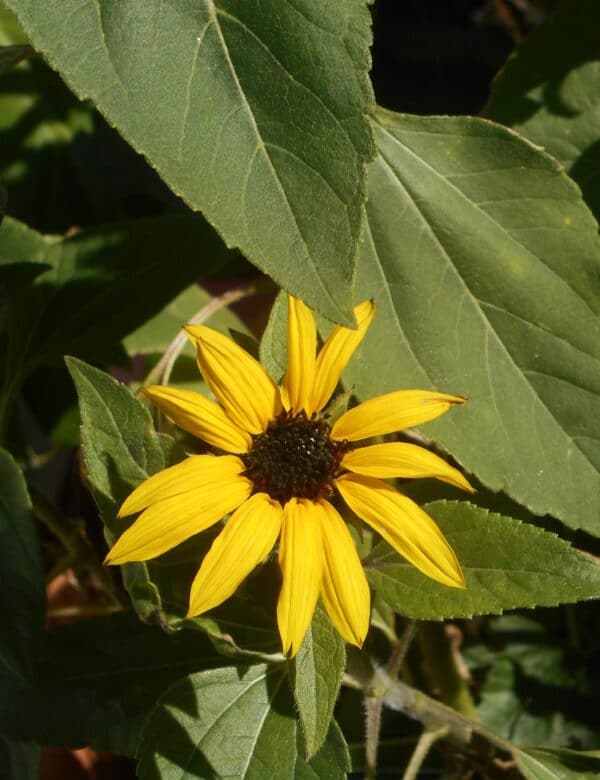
[{"xmin": 241, "ymin": 411, "xmax": 350, "ymax": 504}]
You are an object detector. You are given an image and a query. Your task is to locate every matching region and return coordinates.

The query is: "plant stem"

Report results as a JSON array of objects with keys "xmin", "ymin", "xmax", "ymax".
[
  {"xmin": 363, "ymin": 620, "xmax": 418, "ymax": 780},
  {"xmin": 402, "ymin": 725, "xmax": 450, "ymax": 780}
]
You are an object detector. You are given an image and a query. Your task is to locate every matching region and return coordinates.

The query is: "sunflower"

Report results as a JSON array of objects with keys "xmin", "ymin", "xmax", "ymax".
[{"xmin": 106, "ymin": 295, "xmax": 472, "ymax": 656}]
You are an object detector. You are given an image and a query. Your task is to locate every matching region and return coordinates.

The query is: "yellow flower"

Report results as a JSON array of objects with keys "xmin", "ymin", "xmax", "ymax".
[{"xmin": 106, "ymin": 296, "xmax": 472, "ymax": 656}]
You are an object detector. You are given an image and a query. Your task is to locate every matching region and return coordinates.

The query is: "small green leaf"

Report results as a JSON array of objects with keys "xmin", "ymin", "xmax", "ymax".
[
  {"xmin": 66, "ymin": 357, "xmax": 186, "ymax": 622},
  {"xmin": 349, "ymin": 109, "xmax": 600, "ymax": 534},
  {"xmin": 0, "ymin": 449, "xmax": 44, "ymax": 684},
  {"xmin": 366, "ymin": 501, "xmax": 600, "ymax": 620},
  {"xmin": 259, "ymin": 289, "xmax": 288, "ymax": 382},
  {"xmin": 137, "ymin": 664, "xmax": 350, "ymax": 780},
  {"xmin": 515, "ymin": 747, "xmax": 600, "ymax": 780},
  {"xmin": 0, "ymin": 612, "xmax": 224, "ymax": 756},
  {"xmin": 292, "ymin": 603, "xmax": 345, "ymax": 758},
  {"xmin": 5, "ymin": 0, "xmax": 376, "ymax": 323},
  {"xmin": 484, "ymin": 0, "xmax": 600, "ymax": 221}
]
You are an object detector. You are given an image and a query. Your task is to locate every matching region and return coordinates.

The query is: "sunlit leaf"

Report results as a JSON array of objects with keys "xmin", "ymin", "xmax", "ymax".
[
  {"xmin": 366, "ymin": 501, "xmax": 600, "ymax": 619},
  {"xmin": 137, "ymin": 664, "xmax": 350, "ymax": 779},
  {"xmin": 347, "ymin": 109, "xmax": 600, "ymax": 533},
  {"xmin": 293, "ymin": 603, "xmax": 345, "ymax": 758},
  {"xmin": 5, "ymin": 0, "xmax": 376, "ymax": 322}
]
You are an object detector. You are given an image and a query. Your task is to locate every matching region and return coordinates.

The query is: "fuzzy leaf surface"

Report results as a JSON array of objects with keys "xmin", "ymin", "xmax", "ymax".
[
  {"xmin": 515, "ymin": 747, "xmax": 600, "ymax": 780},
  {"xmin": 347, "ymin": 110, "xmax": 600, "ymax": 533},
  {"xmin": 366, "ymin": 501, "xmax": 600, "ymax": 619},
  {"xmin": 5, "ymin": 0, "xmax": 376, "ymax": 322}
]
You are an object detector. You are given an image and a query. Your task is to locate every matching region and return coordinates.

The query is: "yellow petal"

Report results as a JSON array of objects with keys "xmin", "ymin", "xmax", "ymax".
[
  {"xmin": 118, "ymin": 454, "xmax": 244, "ymax": 518},
  {"xmin": 142, "ymin": 386, "xmax": 251, "ymax": 453},
  {"xmin": 310, "ymin": 300, "xmax": 375, "ymax": 413},
  {"xmin": 342, "ymin": 443, "xmax": 474, "ymax": 492},
  {"xmin": 185, "ymin": 324, "xmax": 281, "ymax": 434},
  {"xmin": 105, "ymin": 474, "xmax": 252, "ymax": 564},
  {"xmin": 318, "ymin": 499, "xmax": 370, "ymax": 647},
  {"xmin": 281, "ymin": 295, "xmax": 316, "ymax": 414},
  {"xmin": 336, "ymin": 473, "xmax": 465, "ymax": 589},
  {"xmin": 188, "ymin": 493, "xmax": 282, "ymax": 617},
  {"xmin": 331, "ymin": 390, "xmax": 466, "ymax": 442},
  {"xmin": 277, "ymin": 498, "xmax": 323, "ymax": 657}
]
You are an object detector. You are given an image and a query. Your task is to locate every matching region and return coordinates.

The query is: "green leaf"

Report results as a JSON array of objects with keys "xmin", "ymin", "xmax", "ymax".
[
  {"xmin": 292, "ymin": 603, "xmax": 345, "ymax": 759},
  {"xmin": 5, "ymin": 0, "xmax": 376, "ymax": 323},
  {"xmin": 0, "ymin": 214, "xmax": 234, "ymax": 380},
  {"xmin": 0, "ymin": 612, "xmax": 224, "ymax": 756},
  {"xmin": 259, "ymin": 289, "xmax": 287, "ymax": 381},
  {"xmin": 137, "ymin": 664, "xmax": 350, "ymax": 779},
  {"xmin": 0, "ymin": 448, "xmax": 44, "ymax": 684},
  {"xmin": 366, "ymin": 501, "xmax": 600, "ymax": 620},
  {"xmin": 476, "ymin": 657, "xmax": 599, "ymax": 750},
  {"xmin": 66, "ymin": 357, "xmax": 186, "ymax": 622},
  {"xmin": 515, "ymin": 747, "xmax": 600, "ymax": 779},
  {"xmin": 484, "ymin": 0, "xmax": 600, "ymax": 221},
  {"xmin": 348, "ymin": 109, "xmax": 600, "ymax": 534},
  {"xmin": 123, "ymin": 284, "xmax": 248, "ymax": 358}
]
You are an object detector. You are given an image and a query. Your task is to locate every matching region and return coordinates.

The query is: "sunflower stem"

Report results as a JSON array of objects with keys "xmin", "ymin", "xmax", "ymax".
[
  {"xmin": 140, "ymin": 281, "xmax": 266, "ymax": 391},
  {"xmin": 345, "ymin": 646, "xmax": 515, "ymax": 764},
  {"xmin": 402, "ymin": 724, "xmax": 450, "ymax": 780}
]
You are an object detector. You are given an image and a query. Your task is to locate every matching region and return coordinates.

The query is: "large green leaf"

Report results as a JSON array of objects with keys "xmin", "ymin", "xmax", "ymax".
[
  {"xmin": 0, "ymin": 448, "xmax": 44, "ymax": 684},
  {"xmin": 5, "ymin": 0, "xmax": 376, "ymax": 323},
  {"xmin": 366, "ymin": 501, "xmax": 600, "ymax": 620},
  {"xmin": 292, "ymin": 603, "xmax": 345, "ymax": 759},
  {"xmin": 347, "ymin": 109, "xmax": 600, "ymax": 533},
  {"xmin": 515, "ymin": 747, "xmax": 600, "ymax": 779},
  {"xmin": 0, "ymin": 612, "xmax": 224, "ymax": 756},
  {"xmin": 484, "ymin": 0, "xmax": 600, "ymax": 221},
  {"xmin": 137, "ymin": 664, "xmax": 350, "ymax": 779}
]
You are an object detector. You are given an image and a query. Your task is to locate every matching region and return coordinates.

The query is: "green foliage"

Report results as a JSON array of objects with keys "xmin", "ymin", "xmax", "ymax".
[
  {"xmin": 0, "ymin": 449, "xmax": 44, "ymax": 684},
  {"xmin": 3, "ymin": 1, "xmax": 600, "ymax": 777},
  {"xmin": 366, "ymin": 501, "xmax": 600, "ymax": 619},
  {"xmin": 349, "ymin": 109, "xmax": 600, "ymax": 534},
  {"xmin": 292, "ymin": 604, "xmax": 346, "ymax": 758},
  {"xmin": 485, "ymin": 0, "xmax": 600, "ymax": 221},
  {"xmin": 137, "ymin": 664, "xmax": 350, "ymax": 780}
]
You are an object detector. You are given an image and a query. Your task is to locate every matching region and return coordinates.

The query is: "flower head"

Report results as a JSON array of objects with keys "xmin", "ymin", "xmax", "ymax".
[{"xmin": 106, "ymin": 295, "xmax": 472, "ymax": 655}]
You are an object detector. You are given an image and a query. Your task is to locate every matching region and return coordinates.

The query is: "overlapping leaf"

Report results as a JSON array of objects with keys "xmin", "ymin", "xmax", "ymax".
[
  {"xmin": 138, "ymin": 664, "xmax": 350, "ymax": 780},
  {"xmin": 346, "ymin": 109, "xmax": 600, "ymax": 533},
  {"xmin": 5, "ymin": 0, "xmax": 376, "ymax": 322},
  {"xmin": 485, "ymin": 0, "xmax": 600, "ymax": 221},
  {"xmin": 366, "ymin": 501, "xmax": 600, "ymax": 619}
]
